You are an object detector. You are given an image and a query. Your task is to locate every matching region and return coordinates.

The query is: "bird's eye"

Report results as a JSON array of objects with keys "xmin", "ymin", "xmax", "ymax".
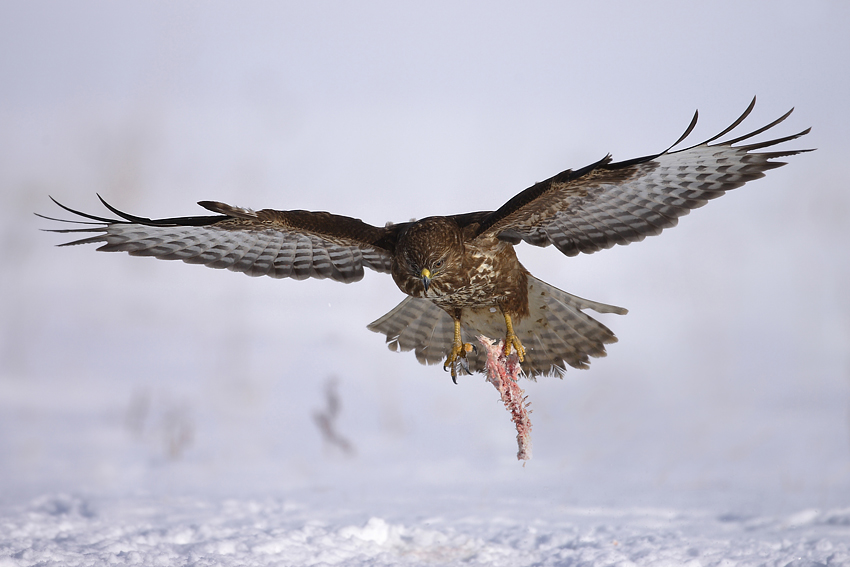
[{"xmin": 434, "ymin": 259, "xmax": 444, "ymax": 269}]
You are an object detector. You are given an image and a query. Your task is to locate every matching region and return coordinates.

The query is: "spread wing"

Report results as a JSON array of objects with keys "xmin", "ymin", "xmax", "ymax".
[
  {"xmin": 40, "ymin": 196, "xmax": 397, "ymax": 283},
  {"xmin": 475, "ymin": 98, "xmax": 813, "ymax": 256}
]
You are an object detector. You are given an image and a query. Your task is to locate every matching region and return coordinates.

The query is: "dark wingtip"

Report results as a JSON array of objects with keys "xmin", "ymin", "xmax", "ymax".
[
  {"xmin": 40, "ymin": 195, "xmax": 231, "ymax": 229},
  {"xmin": 667, "ymin": 97, "xmax": 811, "ymax": 155},
  {"xmin": 34, "ymin": 212, "xmax": 104, "ymax": 225},
  {"xmin": 665, "ymin": 108, "xmax": 699, "ymax": 152},
  {"xmin": 95, "ymin": 193, "xmax": 154, "ymax": 223},
  {"xmin": 45, "ymin": 195, "xmax": 119, "ymax": 223},
  {"xmin": 701, "ymin": 96, "xmax": 758, "ymax": 146},
  {"xmin": 723, "ymin": 106, "xmax": 797, "ymax": 146},
  {"xmin": 738, "ymin": 126, "xmax": 813, "ymax": 152}
]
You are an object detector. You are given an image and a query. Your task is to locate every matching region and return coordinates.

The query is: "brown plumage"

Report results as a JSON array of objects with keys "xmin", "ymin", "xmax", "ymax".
[{"xmin": 40, "ymin": 99, "xmax": 811, "ymax": 380}]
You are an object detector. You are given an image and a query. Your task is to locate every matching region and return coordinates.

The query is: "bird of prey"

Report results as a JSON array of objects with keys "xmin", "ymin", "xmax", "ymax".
[{"xmin": 41, "ymin": 99, "xmax": 810, "ymax": 381}]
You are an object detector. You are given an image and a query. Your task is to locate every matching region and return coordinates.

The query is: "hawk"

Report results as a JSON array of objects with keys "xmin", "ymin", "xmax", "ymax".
[{"xmin": 41, "ymin": 99, "xmax": 810, "ymax": 381}]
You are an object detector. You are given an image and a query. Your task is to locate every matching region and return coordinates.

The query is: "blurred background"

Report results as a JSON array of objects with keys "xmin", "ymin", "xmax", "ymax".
[{"xmin": 1, "ymin": 1, "xmax": 848, "ymax": 514}]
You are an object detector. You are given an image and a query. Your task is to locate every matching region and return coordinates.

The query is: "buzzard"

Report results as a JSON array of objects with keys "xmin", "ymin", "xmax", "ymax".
[{"xmin": 41, "ymin": 99, "xmax": 810, "ymax": 381}]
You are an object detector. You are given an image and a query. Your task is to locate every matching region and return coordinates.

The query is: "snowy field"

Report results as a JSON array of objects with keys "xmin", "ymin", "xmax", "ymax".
[
  {"xmin": 2, "ymin": 2, "xmax": 850, "ymax": 565},
  {"xmin": 3, "ymin": 494, "xmax": 850, "ymax": 566}
]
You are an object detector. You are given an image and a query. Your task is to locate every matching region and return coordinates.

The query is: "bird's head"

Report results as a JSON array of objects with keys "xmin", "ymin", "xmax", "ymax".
[{"xmin": 391, "ymin": 217, "xmax": 464, "ymax": 298}]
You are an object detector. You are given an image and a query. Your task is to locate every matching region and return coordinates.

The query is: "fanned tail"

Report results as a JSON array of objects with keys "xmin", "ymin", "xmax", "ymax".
[{"xmin": 367, "ymin": 275, "xmax": 627, "ymax": 378}]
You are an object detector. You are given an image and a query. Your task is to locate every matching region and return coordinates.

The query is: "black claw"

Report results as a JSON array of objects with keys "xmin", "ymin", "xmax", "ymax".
[{"xmin": 444, "ymin": 360, "xmax": 459, "ymax": 384}]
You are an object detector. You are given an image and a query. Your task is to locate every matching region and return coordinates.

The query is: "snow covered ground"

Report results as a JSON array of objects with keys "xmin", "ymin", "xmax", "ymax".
[
  {"xmin": 3, "ymin": 493, "xmax": 850, "ymax": 566},
  {"xmin": 2, "ymin": 2, "xmax": 850, "ymax": 565}
]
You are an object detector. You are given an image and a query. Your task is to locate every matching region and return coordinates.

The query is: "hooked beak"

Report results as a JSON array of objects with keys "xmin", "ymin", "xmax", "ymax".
[{"xmin": 420, "ymin": 268, "xmax": 431, "ymax": 293}]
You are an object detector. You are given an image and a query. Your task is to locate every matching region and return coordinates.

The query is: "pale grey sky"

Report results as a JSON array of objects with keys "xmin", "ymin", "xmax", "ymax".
[{"xmin": 1, "ymin": 1, "xmax": 848, "ymax": 509}]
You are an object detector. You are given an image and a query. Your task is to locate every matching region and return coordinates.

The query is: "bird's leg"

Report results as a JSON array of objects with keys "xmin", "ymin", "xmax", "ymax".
[
  {"xmin": 502, "ymin": 312, "xmax": 526, "ymax": 362},
  {"xmin": 443, "ymin": 311, "xmax": 473, "ymax": 384}
]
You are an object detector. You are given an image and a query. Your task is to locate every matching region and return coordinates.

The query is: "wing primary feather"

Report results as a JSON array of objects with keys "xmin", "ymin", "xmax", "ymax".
[
  {"xmin": 57, "ymin": 234, "xmax": 109, "ymax": 247},
  {"xmin": 700, "ymin": 96, "xmax": 758, "ymax": 145},
  {"xmin": 44, "ymin": 196, "xmax": 224, "ymax": 227},
  {"xmin": 41, "ymin": 227, "xmax": 107, "ymax": 234},
  {"xmin": 665, "ymin": 108, "xmax": 700, "ymax": 151},
  {"xmin": 96, "ymin": 194, "xmax": 167, "ymax": 224},
  {"xmin": 34, "ymin": 212, "xmax": 105, "ymax": 225},
  {"xmin": 96, "ymin": 194, "xmax": 227, "ymax": 227},
  {"xmin": 48, "ymin": 196, "xmax": 118, "ymax": 224},
  {"xmin": 719, "ymin": 107, "xmax": 794, "ymax": 146},
  {"xmin": 616, "ymin": 104, "xmax": 702, "ymax": 163},
  {"xmin": 736, "ymin": 128, "xmax": 813, "ymax": 152}
]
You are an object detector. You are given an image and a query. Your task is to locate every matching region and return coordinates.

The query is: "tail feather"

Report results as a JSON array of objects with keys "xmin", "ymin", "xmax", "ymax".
[
  {"xmin": 367, "ymin": 275, "xmax": 627, "ymax": 378},
  {"xmin": 367, "ymin": 297, "xmax": 454, "ymax": 365}
]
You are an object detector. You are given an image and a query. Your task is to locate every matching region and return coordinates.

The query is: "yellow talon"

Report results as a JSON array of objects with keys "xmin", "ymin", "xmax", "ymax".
[
  {"xmin": 503, "ymin": 313, "xmax": 526, "ymax": 362},
  {"xmin": 443, "ymin": 317, "xmax": 472, "ymax": 383}
]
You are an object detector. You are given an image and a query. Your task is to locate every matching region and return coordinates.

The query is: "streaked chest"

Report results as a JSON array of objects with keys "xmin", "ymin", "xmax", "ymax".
[{"xmin": 431, "ymin": 239, "xmax": 525, "ymax": 308}]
